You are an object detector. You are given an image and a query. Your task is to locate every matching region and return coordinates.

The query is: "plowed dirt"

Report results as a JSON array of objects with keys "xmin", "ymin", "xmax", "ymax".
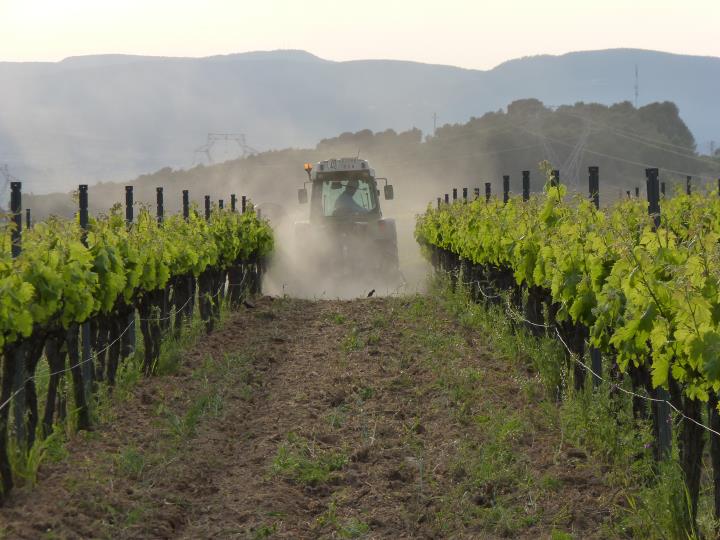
[{"xmin": 0, "ymin": 295, "xmax": 617, "ymax": 539}]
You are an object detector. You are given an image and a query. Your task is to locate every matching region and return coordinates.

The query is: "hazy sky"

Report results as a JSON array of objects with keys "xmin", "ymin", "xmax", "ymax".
[{"xmin": 2, "ymin": 0, "xmax": 719, "ymax": 69}]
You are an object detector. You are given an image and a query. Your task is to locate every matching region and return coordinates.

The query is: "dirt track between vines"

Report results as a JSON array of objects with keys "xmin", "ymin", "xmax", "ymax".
[{"xmin": 0, "ymin": 295, "xmax": 617, "ymax": 539}]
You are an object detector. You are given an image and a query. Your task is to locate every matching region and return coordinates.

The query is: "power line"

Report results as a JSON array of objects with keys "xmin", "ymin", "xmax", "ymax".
[
  {"xmin": 518, "ymin": 125, "xmax": 719, "ymax": 181},
  {"xmin": 193, "ymin": 133, "xmax": 258, "ymax": 166},
  {"xmin": 596, "ymin": 128, "xmax": 718, "ymax": 168},
  {"xmin": 555, "ymin": 109, "xmax": 704, "ymax": 155}
]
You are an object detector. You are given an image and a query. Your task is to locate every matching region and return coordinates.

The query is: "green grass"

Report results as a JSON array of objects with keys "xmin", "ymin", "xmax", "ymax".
[
  {"xmin": 165, "ymin": 388, "xmax": 225, "ymax": 439},
  {"xmin": 114, "ymin": 352, "xmax": 145, "ymax": 401},
  {"xmin": 356, "ymin": 385, "xmax": 374, "ymax": 402},
  {"xmin": 378, "ymin": 291, "xmax": 547, "ymax": 534},
  {"xmin": 271, "ymin": 433, "xmax": 348, "ymax": 486},
  {"xmin": 371, "ymin": 314, "xmax": 387, "ymax": 329},
  {"xmin": 342, "ymin": 327, "xmax": 363, "ymax": 352},
  {"xmin": 5, "ymin": 300, "xmax": 219, "ymax": 496},
  {"xmin": 7, "ymin": 424, "xmax": 67, "ymax": 488},
  {"xmin": 322, "ymin": 310, "xmax": 348, "ymax": 325},
  {"xmin": 61, "ymin": 304, "xmax": 254, "ymax": 537},
  {"xmin": 114, "ymin": 446, "xmax": 147, "ymax": 480},
  {"xmin": 314, "ymin": 501, "xmax": 340, "ymax": 529},
  {"xmin": 326, "ymin": 404, "xmax": 348, "ymax": 429},
  {"xmin": 314, "ymin": 501, "xmax": 370, "ymax": 538},
  {"xmin": 250, "ymin": 522, "xmax": 278, "ymax": 539},
  {"xmin": 435, "ymin": 410, "xmax": 537, "ymax": 535},
  {"xmin": 432, "ymin": 273, "xmax": 709, "ymax": 538},
  {"xmin": 155, "ymin": 312, "xmax": 207, "ymax": 376},
  {"xmin": 338, "ymin": 517, "xmax": 370, "ymax": 538}
]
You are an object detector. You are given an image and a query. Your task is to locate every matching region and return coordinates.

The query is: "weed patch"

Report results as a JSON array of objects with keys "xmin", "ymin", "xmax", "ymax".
[
  {"xmin": 165, "ymin": 389, "xmax": 224, "ymax": 439},
  {"xmin": 271, "ymin": 433, "xmax": 347, "ymax": 486},
  {"xmin": 342, "ymin": 327, "xmax": 363, "ymax": 352},
  {"xmin": 114, "ymin": 446, "xmax": 147, "ymax": 480}
]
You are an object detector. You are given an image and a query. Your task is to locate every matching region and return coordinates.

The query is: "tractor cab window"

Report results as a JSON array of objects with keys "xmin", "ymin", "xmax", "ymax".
[{"xmin": 321, "ymin": 177, "xmax": 377, "ymax": 217}]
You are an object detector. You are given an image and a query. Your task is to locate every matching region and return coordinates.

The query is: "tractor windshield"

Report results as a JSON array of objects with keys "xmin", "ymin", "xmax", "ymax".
[{"xmin": 321, "ymin": 177, "xmax": 378, "ymax": 217}]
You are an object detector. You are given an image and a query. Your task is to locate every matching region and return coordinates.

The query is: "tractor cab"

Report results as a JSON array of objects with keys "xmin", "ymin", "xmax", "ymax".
[
  {"xmin": 295, "ymin": 158, "xmax": 399, "ymax": 279},
  {"xmin": 298, "ymin": 158, "xmax": 393, "ymax": 224}
]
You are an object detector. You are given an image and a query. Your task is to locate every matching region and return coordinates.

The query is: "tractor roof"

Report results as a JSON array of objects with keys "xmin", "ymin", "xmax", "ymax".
[{"xmin": 314, "ymin": 158, "xmax": 373, "ymax": 177}]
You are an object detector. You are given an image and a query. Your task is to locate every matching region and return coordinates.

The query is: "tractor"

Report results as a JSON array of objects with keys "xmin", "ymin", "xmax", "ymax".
[{"xmin": 295, "ymin": 158, "xmax": 399, "ymax": 285}]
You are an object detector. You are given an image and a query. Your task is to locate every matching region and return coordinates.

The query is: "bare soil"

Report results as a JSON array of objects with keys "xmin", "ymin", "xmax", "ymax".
[{"xmin": 0, "ymin": 295, "xmax": 619, "ymax": 539}]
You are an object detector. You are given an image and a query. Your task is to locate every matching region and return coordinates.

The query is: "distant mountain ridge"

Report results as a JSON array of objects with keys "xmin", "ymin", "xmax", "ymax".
[{"xmin": 0, "ymin": 48, "xmax": 718, "ymax": 193}]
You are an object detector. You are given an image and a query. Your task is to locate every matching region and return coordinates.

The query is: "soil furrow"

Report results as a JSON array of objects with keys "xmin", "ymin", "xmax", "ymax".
[{"xmin": 0, "ymin": 295, "xmax": 615, "ymax": 539}]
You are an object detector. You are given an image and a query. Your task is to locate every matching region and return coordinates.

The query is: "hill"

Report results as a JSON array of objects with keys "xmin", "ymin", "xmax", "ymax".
[
  {"xmin": 24, "ymin": 98, "xmax": 720, "ymax": 222},
  {"xmin": 1, "ymin": 48, "xmax": 719, "ymax": 195}
]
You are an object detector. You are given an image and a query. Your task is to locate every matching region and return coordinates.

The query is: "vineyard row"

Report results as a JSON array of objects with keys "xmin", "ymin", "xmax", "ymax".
[
  {"xmin": 415, "ymin": 164, "xmax": 720, "ymax": 529},
  {"xmin": 0, "ymin": 182, "xmax": 274, "ymax": 503}
]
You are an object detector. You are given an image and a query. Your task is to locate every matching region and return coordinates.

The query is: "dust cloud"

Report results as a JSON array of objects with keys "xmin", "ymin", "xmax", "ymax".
[
  {"xmin": 261, "ymin": 202, "xmax": 430, "ymax": 300},
  {"xmin": 244, "ymin": 145, "xmax": 479, "ymax": 300}
]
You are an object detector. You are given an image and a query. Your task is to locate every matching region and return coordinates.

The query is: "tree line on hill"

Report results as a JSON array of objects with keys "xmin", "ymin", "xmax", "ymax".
[{"xmin": 25, "ymin": 99, "xmax": 719, "ymax": 221}]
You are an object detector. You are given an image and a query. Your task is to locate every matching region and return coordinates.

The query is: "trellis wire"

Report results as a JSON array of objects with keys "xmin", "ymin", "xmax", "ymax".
[{"xmin": 451, "ymin": 267, "xmax": 720, "ymax": 438}]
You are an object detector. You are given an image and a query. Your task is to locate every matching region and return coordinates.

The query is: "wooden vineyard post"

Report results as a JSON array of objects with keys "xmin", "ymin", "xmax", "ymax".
[
  {"xmin": 79, "ymin": 185, "xmax": 93, "ymax": 394},
  {"xmin": 522, "ymin": 169, "xmax": 544, "ymax": 335},
  {"xmin": 217, "ymin": 198, "xmax": 226, "ymax": 312},
  {"xmin": 686, "ymin": 175, "xmax": 692, "ymax": 195},
  {"xmin": 635, "ymin": 186, "xmax": 640, "ymax": 198},
  {"xmin": 646, "ymin": 168, "xmax": 661, "ymax": 233},
  {"xmin": 125, "ymin": 186, "xmax": 133, "ymax": 223},
  {"xmin": 75, "ymin": 185, "xmax": 92, "ymax": 430},
  {"xmin": 228, "ymin": 193, "xmax": 245, "ymax": 308},
  {"xmin": 200, "ymin": 195, "xmax": 214, "ymax": 332},
  {"xmin": 123, "ymin": 186, "xmax": 135, "ymax": 358},
  {"xmin": 503, "ymin": 175, "xmax": 510, "ymax": 204},
  {"xmin": 474, "ymin": 187, "xmax": 480, "ymax": 200},
  {"xmin": 156, "ymin": 187, "xmax": 164, "ymax": 224},
  {"xmin": 241, "ymin": 195, "xmax": 247, "ymax": 214},
  {"xmin": 444, "ymin": 193, "xmax": 449, "ymax": 205},
  {"xmin": 156, "ymin": 188, "xmax": 171, "ymax": 332},
  {"xmin": 462, "ymin": 188, "xmax": 468, "ymax": 202},
  {"xmin": 452, "ymin": 188, "xmax": 457, "ymax": 202},
  {"xmin": 25, "ymin": 208, "xmax": 31, "ymax": 229},
  {"xmin": 589, "ymin": 166, "xmax": 600, "ymax": 209},
  {"xmin": 709, "ymin": 393, "xmax": 720, "ymax": 525},
  {"xmin": 549, "ymin": 170, "xmax": 586, "ymax": 391},
  {"xmin": 437, "ymin": 197, "xmax": 441, "ymax": 209},
  {"xmin": 650, "ymin": 168, "xmax": 707, "ymax": 527},
  {"xmin": 646, "ymin": 167, "xmax": 672, "ymax": 459},
  {"xmin": 661, "ymin": 182, "xmax": 666, "ymax": 197},
  {"xmin": 485, "ymin": 182, "xmax": 491, "ymax": 202},
  {"xmin": 0, "ymin": 182, "xmax": 23, "ymax": 498},
  {"xmin": 588, "ymin": 166, "xmax": 602, "ymax": 387},
  {"xmin": 551, "ymin": 169, "xmax": 560, "ymax": 187},
  {"xmin": 11, "ymin": 182, "xmax": 27, "ymax": 447},
  {"xmin": 10, "ymin": 182, "xmax": 21, "ymax": 258},
  {"xmin": 177, "ymin": 190, "xmax": 195, "ymax": 325}
]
